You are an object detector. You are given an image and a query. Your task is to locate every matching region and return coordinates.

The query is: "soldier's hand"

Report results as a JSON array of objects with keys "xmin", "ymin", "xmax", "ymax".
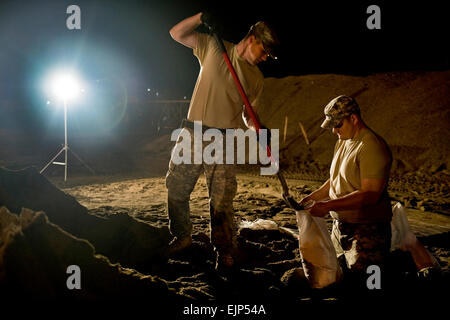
[
  {"xmin": 299, "ymin": 196, "xmax": 314, "ymax": 209},
  {"xmin": 307, "ymin": 201, "xmax": 329, "ymax": 217},
  {"xmin": 282, "ymin": 194, "xmax": 303, "ymax": 211},
  {"xmin": 200, "ymin": 10, "xmax": 221, "ymax": 33}
]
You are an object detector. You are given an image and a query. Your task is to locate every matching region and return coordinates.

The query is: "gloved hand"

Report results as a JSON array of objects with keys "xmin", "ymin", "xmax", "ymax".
[
  {"xmin": 200, "ymin": 10, "xmax": 222, "ymax": 34},
  {"xmin": 282, "ymin": 193, "xmax": 304, "ymax": 211},
  {"xmin": 299, "ymin": 196, "xmax": 315, "ymax": 209}
]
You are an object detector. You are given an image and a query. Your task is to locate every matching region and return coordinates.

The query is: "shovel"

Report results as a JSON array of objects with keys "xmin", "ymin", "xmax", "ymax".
[{"xmin": 208, "ymin": 29, "xmax": 303, "ymax": 211}]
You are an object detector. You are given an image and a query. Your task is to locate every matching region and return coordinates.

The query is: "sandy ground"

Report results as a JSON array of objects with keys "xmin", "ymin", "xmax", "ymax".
[{"xmin": 62, "ymin": 173, "xmax": 450, "ymax": 274}]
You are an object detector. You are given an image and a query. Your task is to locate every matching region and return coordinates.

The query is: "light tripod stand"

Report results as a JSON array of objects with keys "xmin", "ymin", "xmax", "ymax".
[{"xmin": 40, "ymin": 98, "xmax": 95, "ymax": 181}]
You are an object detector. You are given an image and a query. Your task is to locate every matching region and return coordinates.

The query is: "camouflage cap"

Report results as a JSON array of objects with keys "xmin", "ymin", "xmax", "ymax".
[
  {"xmin": 320, "ymin": 95, "xmax": 360, "ymax": 129},
  {"xmin": 249, "ymin": 21, "xmax": 280, "ymax": 59}
]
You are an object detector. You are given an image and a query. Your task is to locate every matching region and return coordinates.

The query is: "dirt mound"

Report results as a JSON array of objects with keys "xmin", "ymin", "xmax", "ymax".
[
  {"xmin": 0, "ymin": 167, "xmax": 172, "ymax": 272},
  {"xmin": 256, "ymin": 71, "xmax": 450, "ymax": 175},
  {"xmin": 0, "ymin": 206, "xmax": 187, "ymax": 309}
]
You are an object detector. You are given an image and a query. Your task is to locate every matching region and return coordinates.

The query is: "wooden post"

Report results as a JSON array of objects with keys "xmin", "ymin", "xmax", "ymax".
[
  {"xmin": 299, "ymin": 122, "xmax": 310, "ymax": 145},
  {"xmin": 283, "ymin": 116, "xmax": 288, "ymax": 143}
]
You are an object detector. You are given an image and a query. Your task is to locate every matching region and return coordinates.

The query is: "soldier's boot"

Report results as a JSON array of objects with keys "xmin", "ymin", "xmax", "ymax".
[
  {"xmin": 215, "ymin": 252, "xmax": 238, "ymax": 276},
  {"xmin": 167, "ymin": 236, "xmax": 192, "ymax": 256}
]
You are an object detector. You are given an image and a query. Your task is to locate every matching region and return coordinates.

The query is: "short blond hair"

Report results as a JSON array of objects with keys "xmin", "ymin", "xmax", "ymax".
[{"xmin": 245, "ymin": 21, "xmax": 279, "ymax": 59}]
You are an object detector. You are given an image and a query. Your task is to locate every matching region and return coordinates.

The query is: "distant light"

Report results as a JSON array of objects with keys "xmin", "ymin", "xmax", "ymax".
[
  {"xmin": 183, "ymin": 96, "xmax": 187, "ymax": 100},
  {"xmin": 147, "ymin": 88, "xmax": 151, "ymax": 92},
  {"xmin": 46, "ymin": 100, "xmax": 51, "ymax": 105},
  {"xmin": 156, "ymin": 92, "xmax": 159, "ymax": 96}
]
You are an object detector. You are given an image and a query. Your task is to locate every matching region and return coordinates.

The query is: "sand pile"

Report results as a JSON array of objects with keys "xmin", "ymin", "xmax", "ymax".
[
  {"xmin": 256, "ymin": 71, "xmax": 450, "ymax": 175},
  {"xmin": 0, "ymin": 206, "xmax": 187, "ymax": 307},
  {"xmin": 138, "ymin": 71, "xmax": 449, "ymax": 181},
  {"xmin": 0, "ymin": 167, "xmax": 172, "ymax": 272}
]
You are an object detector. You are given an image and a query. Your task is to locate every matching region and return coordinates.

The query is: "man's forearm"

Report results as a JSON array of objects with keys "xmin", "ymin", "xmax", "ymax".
[
  {"xmin": 169, "ymin": 12, "xmax": 202, "ymax": 47},
  {"xmin": 322, "ymin": 189, "xmax": 382, "ymax": 211},
  {"xmin": 308, "ymin": 179, "xmax": 330, "ymax": 202}
]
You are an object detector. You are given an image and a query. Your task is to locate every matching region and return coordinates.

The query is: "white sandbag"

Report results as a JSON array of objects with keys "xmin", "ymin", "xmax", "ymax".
[
  {"xmin": 391, "ymin": 202, "xmax": 440, "ymax": 271},
  {"xmin": 239, "ymin": 219, "xmax": 300, "ymax": 239},
  {"xmin": 390, "ymin": 202, "xmax": 417, "ymax": 251},
  {"xmin": 239, "ymin": 218, "xmax": 279, "ymax": 231},
  {"xmin": 296, "ymin": 210, "xmax": 342, "ymax": 288}
]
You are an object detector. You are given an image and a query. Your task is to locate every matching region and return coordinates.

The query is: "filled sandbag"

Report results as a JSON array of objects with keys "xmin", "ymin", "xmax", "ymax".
[
  {"xmin": 296, "ymin": 210, "xmax": 342, "ymax": 288},
  {"xmin": 390, "ymin": 202, "xmax": 440, "ymax": 271}
]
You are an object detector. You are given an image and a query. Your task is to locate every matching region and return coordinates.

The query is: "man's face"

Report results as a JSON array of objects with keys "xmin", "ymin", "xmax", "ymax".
[
  {"xmin": 332, "ymin": 116, "xmax": 356, "ymax": 140},
  {"xmin": 247, "ymin": 36, "xmax": 269, "ymax": 65}
]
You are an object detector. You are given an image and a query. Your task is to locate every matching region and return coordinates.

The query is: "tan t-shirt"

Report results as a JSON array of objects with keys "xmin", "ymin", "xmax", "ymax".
[
  {"xmin": 329, "ymin": 128, "xmax": 393, "ymax": 223},
  {"xmin": 187, "ymin": 33, "xmax": 264, "ymax": 129}
]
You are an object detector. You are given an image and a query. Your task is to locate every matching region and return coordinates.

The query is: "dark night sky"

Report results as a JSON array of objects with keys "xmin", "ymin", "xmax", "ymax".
[{"xmin": 0, "ymin": 0, "xmax": 448, "ymax": 135}]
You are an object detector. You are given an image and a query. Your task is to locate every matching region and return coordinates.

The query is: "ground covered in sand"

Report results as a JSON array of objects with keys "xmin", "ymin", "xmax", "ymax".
[
  {"xmin": 61, "ymin": 173, "xmax": 450, "ymax": 310},
  {"xmin": 64, "ymin": 174, "xmax": 450, "ymax": 248},
  {"xmin": 2, "ymin": 166, "xmax": 449, "ymax": 315}
]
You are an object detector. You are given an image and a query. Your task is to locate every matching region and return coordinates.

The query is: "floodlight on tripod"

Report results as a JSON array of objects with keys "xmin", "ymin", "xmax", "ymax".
[{"xmin": 40, "ymin": 71, "xmax": 95, "ymax": 181}]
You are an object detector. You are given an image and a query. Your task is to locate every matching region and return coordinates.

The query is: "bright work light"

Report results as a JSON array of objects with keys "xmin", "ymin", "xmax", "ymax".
[
  {"xmin": 40, "ymin": 70, "xmax": 94, "ymax": 181},
  {"xmin": 45, "ymin": 71, "xmax": 82, "ymax": 102},
  {"xmin": 51, "ymin": 73, "xmax": 80, "ymax": 101}
]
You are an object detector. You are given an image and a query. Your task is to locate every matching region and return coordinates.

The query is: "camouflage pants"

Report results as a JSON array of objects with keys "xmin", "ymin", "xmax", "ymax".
[
  {"xmin": 165, "ymin": 128, "xmax": 237, "ymax": 255},
  {"xmin": 331, "ymin": 219, "xmax": 391, "ymax": 274}
]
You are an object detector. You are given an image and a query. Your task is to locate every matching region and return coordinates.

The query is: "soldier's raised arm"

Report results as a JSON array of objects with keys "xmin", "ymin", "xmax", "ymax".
[{"xmin": 169, "ymin": 12, "xmax": 202, "ymax": 49}]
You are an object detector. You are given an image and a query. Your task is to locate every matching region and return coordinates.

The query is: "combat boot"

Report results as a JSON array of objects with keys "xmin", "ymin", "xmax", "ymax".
[
  {"xmin": 167, "ymin": 236, "xmax": 192, "ymax": 256},
  {"xmin": 215, "ymin": 252, "xmax": 238, "ymax": 275}
]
